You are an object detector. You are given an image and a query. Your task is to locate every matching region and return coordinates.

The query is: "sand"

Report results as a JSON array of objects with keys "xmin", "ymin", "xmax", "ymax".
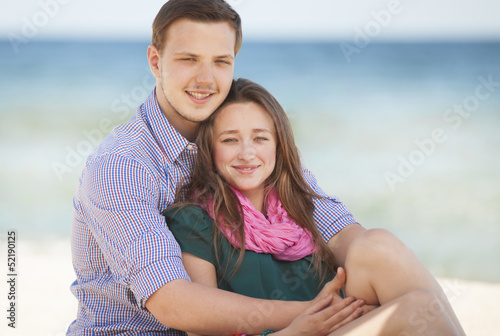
[{"xmin": 1, "ymin": 237, "xmax": 498, "ymax": 335}]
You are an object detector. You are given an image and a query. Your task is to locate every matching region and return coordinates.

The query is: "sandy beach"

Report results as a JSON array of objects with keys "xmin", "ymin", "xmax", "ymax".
[{"xmin": 1, "ymin": 237, "xmax": 499, "ymax": 336}]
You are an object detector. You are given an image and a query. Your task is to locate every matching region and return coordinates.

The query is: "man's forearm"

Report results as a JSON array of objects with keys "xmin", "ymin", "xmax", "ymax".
[{"xmin": 146, "ymin": 279, "xmax": 307, "ymax": 334}]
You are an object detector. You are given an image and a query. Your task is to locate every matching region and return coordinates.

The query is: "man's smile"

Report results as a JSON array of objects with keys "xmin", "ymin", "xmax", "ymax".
[{"xmin": 187, "ymin": 91, "xmax": 213, "ymax": 100}]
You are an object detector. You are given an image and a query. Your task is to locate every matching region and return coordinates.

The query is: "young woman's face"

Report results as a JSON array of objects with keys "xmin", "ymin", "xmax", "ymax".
[{"xmin": 212, "ymin": 102, "xmax": 277, "ymax": 208}]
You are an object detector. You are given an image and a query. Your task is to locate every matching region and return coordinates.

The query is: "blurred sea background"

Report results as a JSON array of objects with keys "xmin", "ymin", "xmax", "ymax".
[
  {"xmin": 1, "ymin": 0, "xmax": 500, "ymax": 287},
  {"xmin": 1, "ymin": 39, "xmax": 499, "ymax": 283}
]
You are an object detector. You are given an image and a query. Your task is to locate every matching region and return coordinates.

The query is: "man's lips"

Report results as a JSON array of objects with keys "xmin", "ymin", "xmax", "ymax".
[{"xmin": 186, "ymin": 90, "xmax": 214, "ymax": 102}]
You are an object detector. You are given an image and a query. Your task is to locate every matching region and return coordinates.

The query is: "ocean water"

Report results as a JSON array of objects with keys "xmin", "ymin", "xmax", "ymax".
[{"xmin": 1, "ymin": 40, "xmax": 499, "ymax": 282}]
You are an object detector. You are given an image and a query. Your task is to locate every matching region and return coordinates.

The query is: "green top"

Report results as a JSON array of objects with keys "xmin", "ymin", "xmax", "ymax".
[{"xmin": 165, "ymin": 205, "xmax": 335, "ymax": 301}]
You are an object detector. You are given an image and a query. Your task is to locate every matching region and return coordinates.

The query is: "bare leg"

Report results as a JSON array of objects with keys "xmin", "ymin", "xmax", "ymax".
[
  {"xmin": 330, "ymin": 289, "xmax": 460, "ymax": 335},
  {"xmin": 342, "ymin": 229, "xmax": 465, "ymax": 335}
]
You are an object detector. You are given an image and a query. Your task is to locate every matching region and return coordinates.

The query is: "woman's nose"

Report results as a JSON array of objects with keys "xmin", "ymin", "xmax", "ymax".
[{"xmin": 237, "ymin": 143, "xmax": 256, "ymax": 161}]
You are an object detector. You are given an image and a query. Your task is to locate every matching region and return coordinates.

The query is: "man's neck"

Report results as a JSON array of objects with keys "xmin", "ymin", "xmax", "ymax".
[
  {"xmin": 166, "ymin": 115, "xmax": 198, "ymax": 143},
  {"xmin": 155, "ymin": 90, "xmax": 198, "ymax": 142}
]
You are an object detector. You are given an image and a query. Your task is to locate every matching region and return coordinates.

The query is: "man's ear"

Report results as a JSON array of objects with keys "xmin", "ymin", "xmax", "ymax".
[{"xmin": 147, "ymin": 44, "xmax": 161, "ymax": 79}]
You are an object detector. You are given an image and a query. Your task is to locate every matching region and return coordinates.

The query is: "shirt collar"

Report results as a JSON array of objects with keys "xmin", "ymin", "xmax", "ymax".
[{"xmin": 141, "ymin": 88, "xmax": 193, "ymax": 163}]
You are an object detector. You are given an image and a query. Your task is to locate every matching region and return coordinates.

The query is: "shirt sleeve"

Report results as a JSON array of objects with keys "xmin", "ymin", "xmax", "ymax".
[
  {"xmin": 302, "ymin": 167, "xmax": 358, "ymax": 242},
  {"xmin": 77, "ymin": 153, "xmax": 190, "ymax": 307},
  {"xmin": 164, "ymin": 206, "xmax": 218, "ymax": 267}
]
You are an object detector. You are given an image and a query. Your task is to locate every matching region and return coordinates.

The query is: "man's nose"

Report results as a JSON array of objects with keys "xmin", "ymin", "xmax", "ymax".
[{"xmin": 196, "ymin": 62, "xmax": 215, "ymax": 85}]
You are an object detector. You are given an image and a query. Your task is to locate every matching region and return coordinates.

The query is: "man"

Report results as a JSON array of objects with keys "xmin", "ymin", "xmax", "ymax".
[
  {"xmin": 68, "ymin": 1, "xmax": 362, "ymax": 335},
  {"xmin": 69, "ymin": 0, "xmax": 464, "ymax": 335}
]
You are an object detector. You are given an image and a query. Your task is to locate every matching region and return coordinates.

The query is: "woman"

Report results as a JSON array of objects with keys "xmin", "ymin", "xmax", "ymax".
[{"xmin": 164, "ymin": 78, "xmax": 463, "ymax": 335}]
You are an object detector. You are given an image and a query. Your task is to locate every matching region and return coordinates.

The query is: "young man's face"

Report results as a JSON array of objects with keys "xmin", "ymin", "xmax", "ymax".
[{"xmin": 149, "ymin": 18, "xmax": 236, "ymax": 139}]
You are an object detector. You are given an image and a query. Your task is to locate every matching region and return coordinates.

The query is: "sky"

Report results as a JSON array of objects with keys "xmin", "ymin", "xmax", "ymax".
[{"xmin": 1, "ymin": 0, "xmax": 500, "ymax": 42}]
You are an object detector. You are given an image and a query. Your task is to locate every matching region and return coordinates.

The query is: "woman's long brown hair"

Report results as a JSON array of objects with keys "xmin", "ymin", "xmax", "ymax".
[{"xmin": 173, "ymin": 78, "xmax": 336, "ymax": 283}]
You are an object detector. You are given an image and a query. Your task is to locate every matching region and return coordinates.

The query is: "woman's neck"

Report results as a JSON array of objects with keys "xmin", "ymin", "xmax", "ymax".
[{"xmin": 239, "ymin": 188, "xmax": 265, "ymax": 214}]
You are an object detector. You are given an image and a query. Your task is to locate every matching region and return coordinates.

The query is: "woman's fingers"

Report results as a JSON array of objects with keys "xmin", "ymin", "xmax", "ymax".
[
  {"xmin": 323, "ymin": 298, "xmax": 365, "ymax": 332},
  {"xmin": 304, "ymin": 294, "xmax": 334, "ymax": 315},
  {"xmin": 315, "ymin": 267, "xmax": 347, "ymax": 305}
]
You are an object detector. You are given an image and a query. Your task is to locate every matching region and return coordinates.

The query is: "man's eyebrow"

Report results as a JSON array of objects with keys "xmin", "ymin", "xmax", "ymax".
[
  {"xmin": 216, "ymin": 54, "xmax": 234, "ymax": 60},
  {"xmin": 172, "ymin": 52, "xmax": 198, "ymax": 57},
  {"xmin": 172, "ymin": 52, "xmax": 234, "ymax": 60}
]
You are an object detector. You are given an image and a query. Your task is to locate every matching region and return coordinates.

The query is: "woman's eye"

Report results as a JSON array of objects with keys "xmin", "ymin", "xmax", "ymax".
[{"xmin": 222, "ymin": 138, "xmax": 236, "ymax": 143}]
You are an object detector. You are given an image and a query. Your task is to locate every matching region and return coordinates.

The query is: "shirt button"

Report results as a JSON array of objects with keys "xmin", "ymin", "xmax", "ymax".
[{"xmin": 186, "ymin": 144, "xmax": 194, "ymax": 150}]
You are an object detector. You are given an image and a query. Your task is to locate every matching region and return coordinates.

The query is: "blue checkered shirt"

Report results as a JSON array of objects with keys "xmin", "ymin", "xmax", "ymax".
[{"xmin": 68, "ymin": 90, "xmax": 356, "ymax": 335}]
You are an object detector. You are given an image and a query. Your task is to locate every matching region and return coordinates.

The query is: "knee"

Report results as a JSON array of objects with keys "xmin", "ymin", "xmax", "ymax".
[
  {"xmin": 347, "ymin": 228, "xmax": 403, "ymax": 257},
  {"xmin": 356, "ymin": 228, "xmax": 402, "ymax": 247},
  {"xmin": 345, "ymin": 228, "xmax": 412, "ymax": 269}
]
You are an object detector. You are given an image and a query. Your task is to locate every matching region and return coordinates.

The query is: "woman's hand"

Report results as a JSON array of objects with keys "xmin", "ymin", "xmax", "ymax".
[
  {"xmin": 314, "ymin": 267, "xmax": 348, "ymax": 305},
  {"xmin": 316, "ymin": 266, "xmax": 379, "ymax": 317},
  {"xmin": 273, "ymin": 294, "xmax": 365, "ymax": 336}
]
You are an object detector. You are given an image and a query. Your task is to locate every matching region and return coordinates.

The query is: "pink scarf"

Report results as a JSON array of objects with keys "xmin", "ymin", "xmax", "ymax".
[{"xmin": 203, "ymin": 187, "xmax": 316, "ymax": 261}]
